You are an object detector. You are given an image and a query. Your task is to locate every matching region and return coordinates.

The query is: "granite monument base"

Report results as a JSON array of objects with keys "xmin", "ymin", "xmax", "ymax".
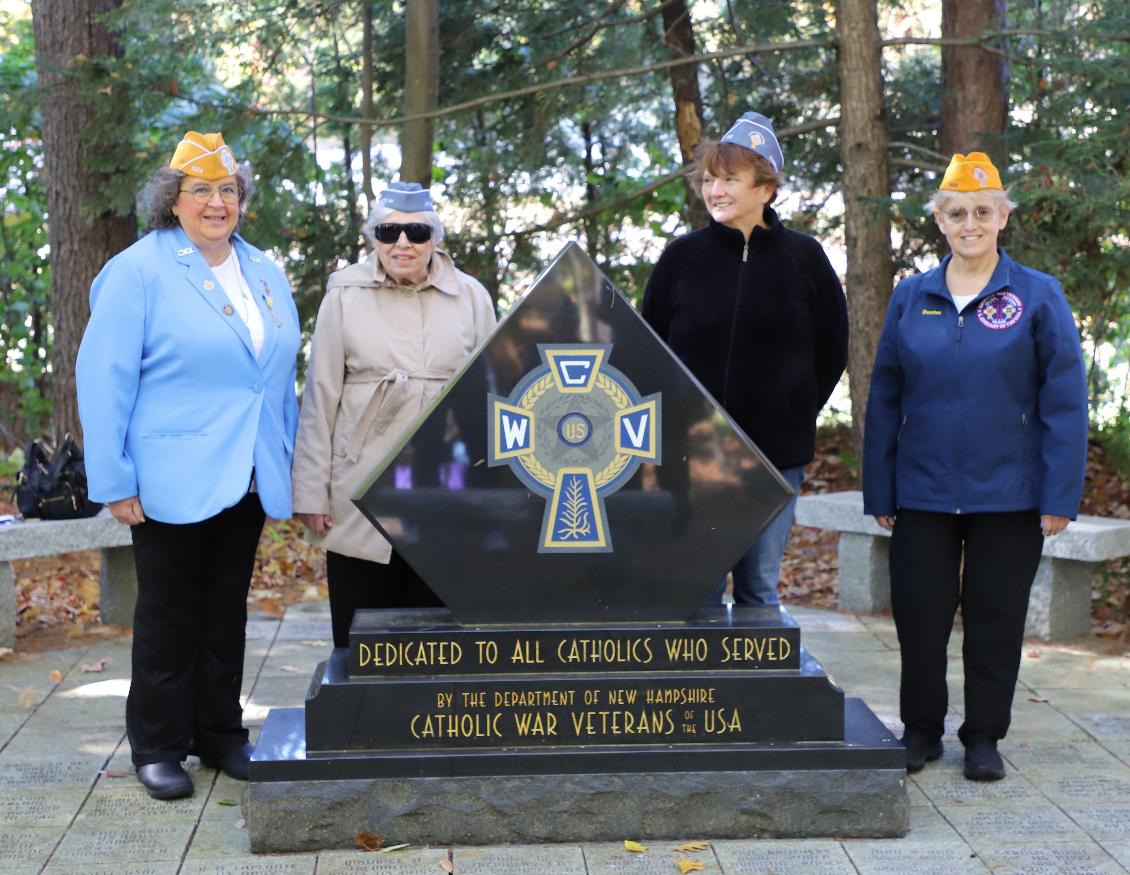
[
  {"xmin": 246, "ymin": 605, "xmax": 906, "ymax": 851},
  {"xmin": 247, "ymin": 701, "xmax": 906, "ymax": 851}
]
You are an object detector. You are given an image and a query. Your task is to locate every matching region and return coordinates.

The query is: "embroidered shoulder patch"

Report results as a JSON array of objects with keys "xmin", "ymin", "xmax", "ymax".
[{"xmin": 976, "ymin": 290, "xmax": 1023, "ymax": 330}]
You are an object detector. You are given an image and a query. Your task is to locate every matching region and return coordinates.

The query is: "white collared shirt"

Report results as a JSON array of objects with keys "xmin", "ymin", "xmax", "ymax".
[{"xmin": 212, "ymin": 249, "xmax": 265, "ymax": 357}]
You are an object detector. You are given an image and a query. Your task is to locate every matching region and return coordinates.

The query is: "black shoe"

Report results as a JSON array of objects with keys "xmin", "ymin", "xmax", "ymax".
[
  {"xmin": 964, "ymin": 739, "xmax": 1006, "ymax": 781},
  {"xmin": 201, "ymin": 741, "xmax": 254, "ymax": 781},
  {"xmin": 136, "ymin": 762, "xmax": 193, "ymax": 800},
  {"xmin": 901, "ymin": 731, "xmax": 943, "ymax": 772}
]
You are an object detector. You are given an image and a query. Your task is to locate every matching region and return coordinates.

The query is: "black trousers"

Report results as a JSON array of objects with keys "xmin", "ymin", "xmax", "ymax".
[
  {"xmin": 890, "ymin": 508, "xmax": 1043, "ymax": 745},
  {"xmin": 326, "ymin": 550, "xmax": 443, "ymax": 648},
  {"xmin": 127, "ymin": 492, "xmax": 265, "ymax": 766}
]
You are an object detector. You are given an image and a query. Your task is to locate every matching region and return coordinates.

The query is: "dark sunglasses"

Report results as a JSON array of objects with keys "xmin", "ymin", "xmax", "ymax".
[{"xmin": 373, "ymin": 222, "xmax": 432, "ymax": 244}]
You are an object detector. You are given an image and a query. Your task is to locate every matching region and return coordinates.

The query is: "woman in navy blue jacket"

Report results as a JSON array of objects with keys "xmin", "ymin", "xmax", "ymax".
[
  {"xmin": 863, "ymin": 152, "xmax": 1087, "ymax": 781},
  {"xmin": 77, "ymin": 132, "xmax": 301, "ymax": 800}
]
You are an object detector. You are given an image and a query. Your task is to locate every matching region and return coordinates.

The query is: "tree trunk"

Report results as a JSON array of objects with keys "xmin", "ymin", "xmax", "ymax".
[
  {"xmin": 31, "ymin": 0, "xmax": 137, "ymax": 444},
  {"xmin": 401, "ymin": 0, "xmax": 440, "ymax": 185},
  {"xmin": 941, "ymin": 0, "xmax": 1009, "ymax": 160},
  {"xmin": 836, "ymin": 0, "xmax": 892, "ymax": 454},
  {"xmin": 360, "ymin": 2, "xmax": 375, "ymax": 210},
  {"xmin": 660, "ymin": 0, "xmax": 710, "ymax": 229}
]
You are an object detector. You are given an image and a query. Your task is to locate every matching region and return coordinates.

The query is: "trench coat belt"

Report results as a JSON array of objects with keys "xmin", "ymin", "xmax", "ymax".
[{"xmin": 344, "ymin": 368, "xmax": 451, "ymax": 462}]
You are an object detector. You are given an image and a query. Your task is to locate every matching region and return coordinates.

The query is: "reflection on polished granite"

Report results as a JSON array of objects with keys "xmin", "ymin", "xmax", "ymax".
[{"xmin": 354, "ymin": 243, "xmax": 793, "ymax": 624}]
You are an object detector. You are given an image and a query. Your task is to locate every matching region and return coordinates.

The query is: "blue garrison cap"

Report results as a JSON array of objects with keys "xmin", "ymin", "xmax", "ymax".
[
  {"xmin": 378, "ymin": 181, "xmax": 434, "ymax": 212},
  {"xmin": 719, "ymin": 112, "xmax": 784, "ymax": 172}
]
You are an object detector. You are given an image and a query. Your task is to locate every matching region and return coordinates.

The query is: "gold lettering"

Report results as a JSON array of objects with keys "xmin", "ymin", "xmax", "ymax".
[
  {"xmin": 664, "ymin": 637, "xmax": 709, "ymax": 662},
  {"xmin": 513, "ymin": 711, "xmax": 558, "ymax": 737},
  {"xmin": 357, "ymin": 642, "xmax": 371, "ymax": 667},
  {"xmin": 703, "ymin": 708, "xmax": 743, "ymax": 735}
]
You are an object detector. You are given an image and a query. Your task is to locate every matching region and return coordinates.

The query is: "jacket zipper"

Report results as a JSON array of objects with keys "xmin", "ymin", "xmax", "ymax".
[
  {"xmin": 720, "ymin": 240, "xmax": 749, "ymax": 407},
  {"xmin": 954, "ymin": 308, "xmax": 965, "ymax": 512}
]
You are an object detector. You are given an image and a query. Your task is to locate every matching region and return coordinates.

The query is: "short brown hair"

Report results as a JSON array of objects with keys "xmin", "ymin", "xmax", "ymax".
[{"xmin": 690, "ymin": 140, "xmax": 785, "ymax": 204}]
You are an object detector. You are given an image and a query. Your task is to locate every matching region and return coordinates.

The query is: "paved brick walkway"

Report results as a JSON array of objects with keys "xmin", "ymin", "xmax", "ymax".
[{"xmin": 2, "ymin": 602, "xmax": 1128, "ymax": 874}]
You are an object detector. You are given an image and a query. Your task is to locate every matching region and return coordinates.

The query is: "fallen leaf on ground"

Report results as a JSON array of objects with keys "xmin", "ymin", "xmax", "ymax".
[
  {"xmin": 1027, "ymin": 649, "xmax": 1042, "ymax": 658},
  {"xmin": 439, "ymin": 860, "xmax": 454, "ymax": 873},
  {"xmin": 676, "ymin": 858, "xmax": 705, "ymax": 873},
  {"xmin": 624, "ymin": 840, "xmax": 648, "ymax": 852},
  {"xmin": 49, "ymin": 669, "xmax": 63, "ymax": 684},
  {"xmin": 18, "ymin": 685, "xmax": 38, "ymax": 709},
  {"xmin": 234, "ymin": 817, "xmax": 245, "ymax": 829},
  {"xmin": 0, "ymin": 647, "xmax": 12, "ymax": 660},
  {"xmin": 216, "ymin": 798, "xmax": 239, "ymax": 806},
  {"xmin": 102, "ymin": 768, "xmax": 129, "ymax": 778},
  {"xmin": 675, "ymin": 841, "xmax": 710, "ymax": 851},
  {"xmin": 355, "ymin": 831, "xmax": 383, "ymax": 852},
  {"xmin": 1028, "ymin": 696, "xmax": 1049, "ymax": 704},
  {"xmin": 279, "ymin": 665, "xmax": 300, "ymax": 673},
  {"xmin": 80, "ymin": 656, "xmax": 111, "ymax": 673},
  {"xmin": 379, "ymin": 843, "xmax": 409, "ymax": 853}
]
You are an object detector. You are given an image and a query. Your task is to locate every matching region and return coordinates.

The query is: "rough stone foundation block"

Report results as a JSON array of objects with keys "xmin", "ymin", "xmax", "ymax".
[
  {"xmin": 837, "ymin": 532, "xmax": 891, "ymax": 613},
  {"xmin": 248, "ymin": 767, "xmax": 907, "ymax": 851}
]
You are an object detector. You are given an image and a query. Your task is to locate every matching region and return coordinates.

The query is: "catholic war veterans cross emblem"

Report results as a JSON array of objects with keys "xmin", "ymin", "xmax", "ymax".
[{"xmin": 488, "ymin": 344, "xmax": 661, "ymax": 553}]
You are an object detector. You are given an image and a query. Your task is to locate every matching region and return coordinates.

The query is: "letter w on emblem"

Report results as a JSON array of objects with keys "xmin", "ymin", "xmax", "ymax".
[{"xmin": 487, "ymin": 398, "xmax": 535, "ymax": 462}]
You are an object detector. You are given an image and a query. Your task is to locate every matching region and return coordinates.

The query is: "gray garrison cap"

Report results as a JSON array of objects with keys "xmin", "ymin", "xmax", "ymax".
[
  {"xmin": 378, "ymin": 181, "xmax": 434, "ymax": 212},
  {"xmin": 720, "ymin": 112, "xmax": 784, "ymax": 172}
]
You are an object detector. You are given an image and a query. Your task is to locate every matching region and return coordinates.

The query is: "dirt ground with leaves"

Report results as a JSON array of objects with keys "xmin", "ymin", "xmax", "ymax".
[{"xmin": 4, "ymin": 427, "xmax": 1128, "ymax": 654}]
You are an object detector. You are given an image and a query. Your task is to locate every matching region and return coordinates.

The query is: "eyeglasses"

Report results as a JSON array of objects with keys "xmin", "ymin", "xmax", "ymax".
[
  {"xmin": 942, "ymin": 206, "xmax": 997, "ymax": 224},
  {"xmin": 374, "ymin": 222, "xmax": 432, "ymax": 244},
  {"xmin": 180, "ymin": 183, "xmax": 240, "ymax": 204}
]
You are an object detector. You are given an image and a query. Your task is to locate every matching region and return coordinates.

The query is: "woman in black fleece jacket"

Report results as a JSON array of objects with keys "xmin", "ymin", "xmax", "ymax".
[{"xmin": 642, "ymin": 111, "xmax": 848, "ymax": 606}]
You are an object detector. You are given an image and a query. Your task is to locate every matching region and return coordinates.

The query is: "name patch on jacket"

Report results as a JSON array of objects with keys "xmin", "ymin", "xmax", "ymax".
[
  {"xmin": 977, "ymin": 290, "xmax": 1023, "ymax": 330},
  {"xmin": 921, "ymin": 308, "xmax": 942, "ymax": 316}
]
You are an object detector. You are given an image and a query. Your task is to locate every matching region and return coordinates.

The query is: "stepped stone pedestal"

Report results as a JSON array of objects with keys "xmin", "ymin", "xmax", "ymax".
[{"xmin": 246, "ymin": 244, "xmax": 906, "ymax": 851}]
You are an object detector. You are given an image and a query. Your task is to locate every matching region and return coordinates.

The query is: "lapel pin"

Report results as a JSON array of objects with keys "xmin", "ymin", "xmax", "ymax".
[
  {"xmin": 203, "ymin": 280, "xmax": 215, "ymax": 291},
  {"xmin": 223, "ymin": 304, "xmax": 234, "ymax": 316}
]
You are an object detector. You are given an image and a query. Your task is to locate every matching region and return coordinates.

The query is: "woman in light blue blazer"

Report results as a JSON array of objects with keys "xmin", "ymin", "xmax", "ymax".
[{"xmin": 76, "ymin": 132, "xmax": 301, "ymax": 801}]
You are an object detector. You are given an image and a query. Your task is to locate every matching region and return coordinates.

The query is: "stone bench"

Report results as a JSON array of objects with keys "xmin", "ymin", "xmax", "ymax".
[
  {"xmin": 794, "ymin": 490, "xmax": 1130, "ymax": 642},
  {"xmin": 0, "ymin": 510, "xmax": 136, "ymax": 648}
]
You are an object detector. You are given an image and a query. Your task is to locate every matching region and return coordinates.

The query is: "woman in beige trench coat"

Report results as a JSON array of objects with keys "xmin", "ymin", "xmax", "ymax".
[{"xmin": 292, "ymin": 181, "xmax": 497, "ymax": 646}]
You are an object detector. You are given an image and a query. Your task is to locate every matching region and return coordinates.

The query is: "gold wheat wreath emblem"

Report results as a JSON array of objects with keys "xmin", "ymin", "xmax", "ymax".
[{"xmin": 487, "ymin": 343, "xmax": 662, "ymax": 553}]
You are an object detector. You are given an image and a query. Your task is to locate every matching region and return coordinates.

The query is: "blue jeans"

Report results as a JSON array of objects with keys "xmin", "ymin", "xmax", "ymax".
[{"xmin": 718, "ymin": 465, "xmax": 806, "ymax": 606}]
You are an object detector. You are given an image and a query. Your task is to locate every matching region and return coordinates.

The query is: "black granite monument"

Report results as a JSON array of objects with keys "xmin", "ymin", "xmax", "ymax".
[{"xmin": 246, "ymin": 244, "xmax": 907, "ymax": 851}]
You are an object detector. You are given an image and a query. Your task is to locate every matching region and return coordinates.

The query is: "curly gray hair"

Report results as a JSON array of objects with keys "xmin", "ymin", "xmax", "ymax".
[
  {"xmin": 139, "ymin": 165, "xmax": 256, "ymax": 231},
  {"xmin": 362, "ymin": 204, "xmax": 446, "ymax": 246}
]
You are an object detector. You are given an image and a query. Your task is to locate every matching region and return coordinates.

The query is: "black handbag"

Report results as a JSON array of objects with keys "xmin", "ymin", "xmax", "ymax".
[{"xmin": 14, "ymin": 435, "xmax": 103, "ymax": 520}]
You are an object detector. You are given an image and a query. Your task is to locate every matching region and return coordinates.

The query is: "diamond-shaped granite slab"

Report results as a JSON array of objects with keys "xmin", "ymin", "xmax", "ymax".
[{"xmin": 354, "ymin": 243, "xmax": 792, "ymax": 623}]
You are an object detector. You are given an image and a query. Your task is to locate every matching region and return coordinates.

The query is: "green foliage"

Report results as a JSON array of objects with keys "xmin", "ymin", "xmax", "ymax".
[
  {"xmin": 1097, "ymin": 414, "xmax": 1130, "ymax": 483},
  {"xmin": 0, "ymin": 12, "xmax": 52, "ymax": 439},
  {"xmin": 6, "ymin": 0, "xmax": 1130, "ymax": 446}
]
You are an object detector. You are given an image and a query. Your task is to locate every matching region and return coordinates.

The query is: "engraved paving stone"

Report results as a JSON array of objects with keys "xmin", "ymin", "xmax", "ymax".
[
  {"xmin": 313, "ymin": 848, "xmax": 451, "ymax": 874},
  {"xmin": 179, "ymin": 860, "xmax": 317, "ymax": 875},
  {"xmin": 247, "ymin": 243, "xmax": 906, "ymax": 850},
  {"xmin": 711, "ymin": 839, "xmax": 857, "ymax": 875},
  {"xmin": 453, "ymin": 844, "xmax": 587, "ymax": 875},
  {"xmin": 843, "ymin": 842, "xmax": 990, "ymax": 875},
  {"xmin": 583, "ymin": 841, "xmax": 722, "ymax": 874},
  {"xmin": 51, "ymin": 823, "xmax": 195, "ymax": 864}
]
